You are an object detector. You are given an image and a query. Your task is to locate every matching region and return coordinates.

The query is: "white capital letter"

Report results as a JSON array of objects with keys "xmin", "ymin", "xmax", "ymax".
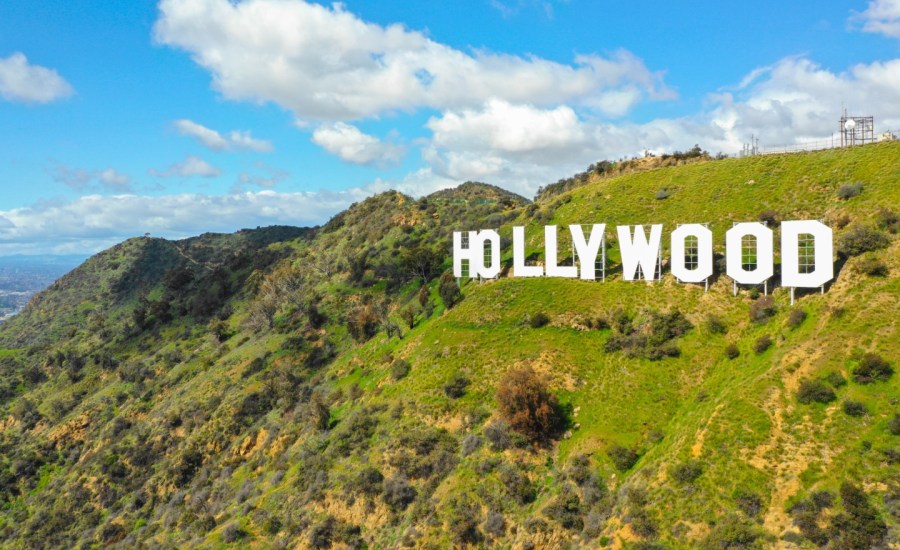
[
  {"xmin": 513, "ymin": 226, "xmax": 543, "ymax": 277},
  {"xmin": 617, "ymin": 225, "xmax": 663, "ymax": 281},
  {"xmin": 670, "ymin": 224, "xmax": 713, "ymax": 283},
  {"xmin": 545, "ymin": 225, "xmax": 578, "ymax": 278},
  {"xmin": 781, "ymin": 220, "xmax": 833, "ymax": 288},
  {"xmin": 453, "ymin": 230, "xmax": 500, "ymax": 278},
  {"xmin": 570, "ymin": 224, "xmax": 606, "ymax": 281},
  {"xmin": 726, "ymin": 223, "xmax": 774, "ymax": 284}
]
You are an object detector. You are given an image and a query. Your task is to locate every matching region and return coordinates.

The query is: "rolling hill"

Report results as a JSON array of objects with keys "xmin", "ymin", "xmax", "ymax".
[{"xmin": 0, "ymin": 142, "xmax": 898, "ymax": 549}]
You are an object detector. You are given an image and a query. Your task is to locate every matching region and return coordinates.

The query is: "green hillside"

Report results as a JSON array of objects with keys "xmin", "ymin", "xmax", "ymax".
[{"xmin": 0, "ymin": 143, "xmax": 898, "ymax": 548}]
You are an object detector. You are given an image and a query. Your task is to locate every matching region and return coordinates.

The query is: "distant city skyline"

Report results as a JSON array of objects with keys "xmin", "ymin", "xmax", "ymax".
[{"xmin": 2, "ymin": 0, "xmax": 899, "ymax": 255}]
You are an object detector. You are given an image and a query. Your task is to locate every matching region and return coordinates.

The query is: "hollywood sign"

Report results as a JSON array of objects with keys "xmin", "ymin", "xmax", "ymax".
[{"xmin": 453, "ymin": 221, "xmax": 833, "ymax": 291}]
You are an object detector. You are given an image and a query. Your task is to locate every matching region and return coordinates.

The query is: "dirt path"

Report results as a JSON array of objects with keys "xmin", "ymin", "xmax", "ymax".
[{"xmin": 691, "ymin": 402, "xmax": 724, "ymax": 458}]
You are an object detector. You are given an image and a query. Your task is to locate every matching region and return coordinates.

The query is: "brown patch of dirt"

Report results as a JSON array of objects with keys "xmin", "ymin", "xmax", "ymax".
[
  {"xmin": 318, "ymin": 493, "xmax": 392, "ymax": 533},
  {"xmin": 524, "ymin": 350, "xmax": 578, "ymax": 392},
  {"xmin": 235, "ymin": 428, "xmax": 269, "ymax": 458},
  {"xmin": 46, "ymin": 412, "xmax": 91, "ymax": 445},
  {"xmin": 429, "ymin": 412, "xmax": 465, "ymax": 433},
  {"xmin": 550, "ymin": 311, "xmax": 591, "ymax": 331}
]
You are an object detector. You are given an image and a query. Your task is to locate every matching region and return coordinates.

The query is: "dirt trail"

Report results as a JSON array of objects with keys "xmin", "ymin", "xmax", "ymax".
[{"xmin": 691, "ymin": 402, "xmax": 724, "ymax": 458}]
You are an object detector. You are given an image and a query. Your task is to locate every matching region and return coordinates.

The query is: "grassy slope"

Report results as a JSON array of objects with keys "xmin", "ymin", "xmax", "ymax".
[
  {"xmin": 330, "ymin": 142, "xmax": 900, "ymax": 546},
  {"xmin": 0, "ymin": 145, "xmax": 896, "ymax": 548}
]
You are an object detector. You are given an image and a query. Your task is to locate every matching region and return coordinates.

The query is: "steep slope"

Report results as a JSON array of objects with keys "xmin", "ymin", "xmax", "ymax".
[{"xmin": 0, "ymin": 144, "xmax": 897, "ymax": 548}]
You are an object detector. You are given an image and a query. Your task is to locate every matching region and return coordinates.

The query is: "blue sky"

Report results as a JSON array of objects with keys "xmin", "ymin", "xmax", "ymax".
[{"xmin": 1, "ymin": 0, "xmax": 899, "ymax": 255}]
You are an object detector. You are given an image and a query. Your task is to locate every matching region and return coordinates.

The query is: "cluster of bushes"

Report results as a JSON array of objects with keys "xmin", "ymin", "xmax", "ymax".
[
  {"xmin": 535, "ymin": 160, "xmax": 616, "ymax": 201},
  {"xmin": 603, "ymin": 309, "xmax": 692, "ymax": 360},
  {"xmin": 852, "ymin": 353, "xmax": 893, "ymax": 384},
  {"xmin": 797, "ymin": 353, "xmax": 891, "ymax": 406},
  {"xmin": 838, "ymin": 225, "xmax": 891, "ymax": 257},
  {"xmin": 788, "ymin": 484, "xmax": 887, "ymax": 548}
]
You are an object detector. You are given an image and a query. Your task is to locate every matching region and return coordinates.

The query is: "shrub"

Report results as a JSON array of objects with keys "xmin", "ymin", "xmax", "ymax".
[
  {"xmin": 829, "ymin": 482, "xmax": 888, "ymax": 548},
  {"xmin": 483, "ymin": 511, "xmax": 506, "ymax": 538},
  {"xmin": 565, "ymin": 454, "xmax": 592, "ymax": 485},
  {"xmin": 797, "ymin": 379, "xmax": 836, "ymax": 404},
  {"xmin": 753, "ymin": 335, "xmax": 773, "ymax": 354},
  {"xmin": 838, "ymin": 225, "xmax": 891, "ymax": 257},
  {"xmin": 382, "ymin": 475, "xmax": 416, "ymax": 511},
  {"xmin": 391, "ymin": 359, "xmax": 411, "ymax": 380},
  {"xmin": 889, "ymin": 413, "xmax": 900, "ymax": 436},
  {"xmin": 701, "ymin": 515, "xmax": 762, "ymax": 548},
  {"xmin": 706, "ymin": 315, "xmax": 728, "ymax": 334},
  {"xmin": 670, "ymin": 460, "xmax": 703, "ymax": 484},
  {"xmin": 749, "ymin": 296, "xmax": 776, "ymax": 323},
  {"xmin": 355, "ymin": 466, "xmax": 384, "ymax": 496},
  {"xmin": 346, "ymin": 304, "xmax": 380, "ymax": 343},
  {"xmin": 544, "ymin": 485, "xmax": 583, "ymax": 531},
  {"xmin": 438, "ymin": 272, "xmax": 462, "ymax": 308},
  {"xmin": 629, "ymin": 507, "xmax": 658, "ymax": 538},
  {"xmin": 843, "ymin": 400, "xmax": 868, "ymax": 417},
  {"xmin": 758, "ymin": 210, "xmax": 780, "ymax": 226},
  {"xmin": 222, "ymin": 522, "xmax": 247, "ymax": 543},
  {"xmin": 852, "ymin": 353, "xmax": 893, "ymax": 384},
  {"xmin": 443, "ymin": 374, "xmax": 470, "ymax": 399},
  {"xmin": 856, "ymin": 257, "xmax": 889, "ymax": 277},
  {"xmin": 734, "ymin": 491, "xmax": 763, "ymax": 518},
  {"xmin": 837, "ymin": 182, "xmax": 863, "ymax": 200},
  {"xmin": 446, "ymin": 495, "xmax": 483, "ymax": 545},
  {"xmin": 810, "ymin": 490, "xmax": 835, "ymax": 510},
  {"xmin": 875, "ymin": 207, "xmax": 900, "ymax": 233},
  {"xmin": 821, "ymin": 371, "xmax": 847, "ymax": 388},
  {"xmin": 723, "ymin": 343, "xmax": 740, "ymax": 360},
  {"xmin": 607, "ymin": 445, "xmax": 640, "ymax": 471},
  {"xmin": 460, "ymin": 434, "xmax": 481, "ymax": 456},
  {"xmin": 308, "ymin": 517, "xmax": 335, "ymax": 549},
  {"xmin": 499, "ymin": 463, "xmax": 536, "ymax": 504},
  {"xmin": 484, "ymin": 420, "xmax": 512, "ymax": 451},
  {"xmin": 529, "ymin": 312, "xmax": 550, "ymax": 328},
  {"xmin": 786, "ymin": 308, "xmax": 807, "ymax": 329},
  {"xmin": 496, "ymin": 367, "xmax": 565, "ymax": 444}
]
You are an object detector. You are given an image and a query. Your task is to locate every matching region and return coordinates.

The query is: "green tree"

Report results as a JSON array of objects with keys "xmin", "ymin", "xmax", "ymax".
[{"xmin": 438, "ymin": 272, "xmax": 462, "ymax": 309}]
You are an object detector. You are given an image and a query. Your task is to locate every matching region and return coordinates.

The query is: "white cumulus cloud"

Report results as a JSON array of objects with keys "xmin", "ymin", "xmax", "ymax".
[
  {"xmin": 150, "ymin": 155, "xmax": 222, "ymax": 178},
  {"xmin": 153, "ymin": 0, "xmax": 672, "ymax": 121},
  {"xmin": 856, "ymin": 0, "xmax": 900, "ymax": 38},
  {"xmin": 311, "ymin": 122, "xmax": 404, "ymax": 165},
  {"xmin": 173, "ymin": 119, "xmax": 273, "ymax": 152},
  {"xmin": 0, "ymin": 52, "xmax": 73, "ymax": 103}
]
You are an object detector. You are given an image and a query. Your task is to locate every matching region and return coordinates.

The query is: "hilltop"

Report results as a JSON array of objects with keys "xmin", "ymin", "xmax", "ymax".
[{"xmin": 0, "ymin": 144, "xmax": 898, "ymax": 548}]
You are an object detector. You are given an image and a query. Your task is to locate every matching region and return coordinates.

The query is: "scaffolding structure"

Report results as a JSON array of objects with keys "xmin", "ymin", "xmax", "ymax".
[{"xmin": 839, "ymin": 113, "xmax": 875, "ymax": 147}]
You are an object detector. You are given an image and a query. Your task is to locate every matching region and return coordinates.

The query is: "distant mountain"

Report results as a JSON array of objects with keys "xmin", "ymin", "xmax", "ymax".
[{"xmin": 0, "ymin": 142, "xmax": 897, "ymax": 548}]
